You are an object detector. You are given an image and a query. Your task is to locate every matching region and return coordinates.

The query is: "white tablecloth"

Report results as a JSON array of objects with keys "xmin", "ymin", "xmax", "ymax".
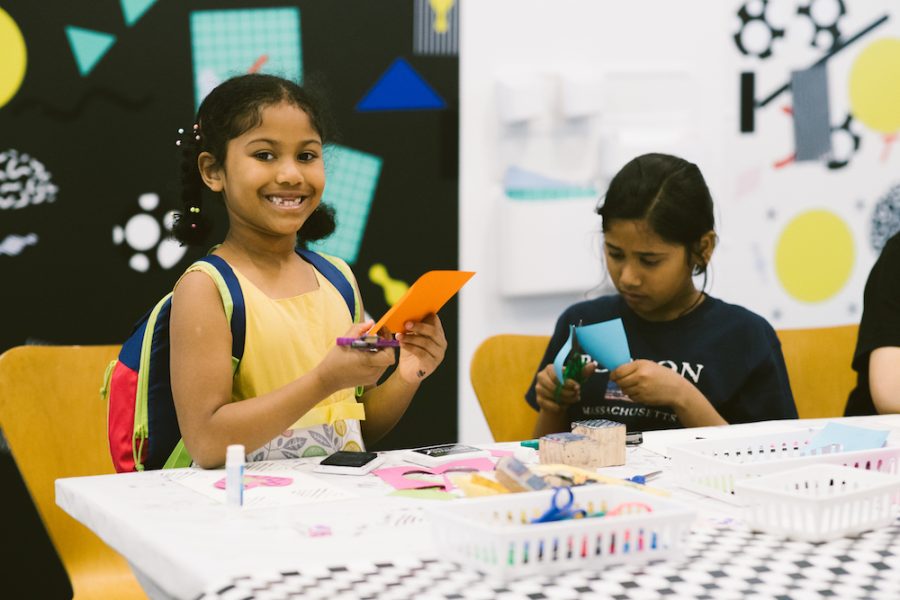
[{"xmin": 56, "ymin": 415, "xmax": 900, "ymax": 599}]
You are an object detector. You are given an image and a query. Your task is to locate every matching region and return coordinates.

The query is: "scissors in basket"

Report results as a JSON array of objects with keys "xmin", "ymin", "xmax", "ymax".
[{"xmin": 531, "ymin": 486, "xmax": 587, "ymax": 523}]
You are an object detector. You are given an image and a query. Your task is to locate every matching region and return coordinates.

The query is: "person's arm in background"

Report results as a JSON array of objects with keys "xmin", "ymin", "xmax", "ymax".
[
  {"xmin": 858, "ymin": 233, "xmax": 900, "ymax": 414},
  {"xmin": 870, "ymin": 347, "xmax": 900, "ymax": 413}
]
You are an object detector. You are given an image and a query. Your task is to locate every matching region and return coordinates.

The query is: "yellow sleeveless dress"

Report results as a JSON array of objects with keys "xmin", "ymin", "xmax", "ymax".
[{"xmin": 184, "ymin": 256, "xmax": 367, "ymax": 461}]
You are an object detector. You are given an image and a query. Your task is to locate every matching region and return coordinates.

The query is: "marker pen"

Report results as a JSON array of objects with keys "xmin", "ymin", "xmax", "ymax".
[{"xmin": 226, "ymin": 444, "xmax": 245, "ymax": 507}]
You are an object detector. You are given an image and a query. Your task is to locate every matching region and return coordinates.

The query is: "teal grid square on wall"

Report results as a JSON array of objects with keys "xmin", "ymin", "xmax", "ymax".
[
  {"xmin": 190, "ymin": 8, "xmax": 302, "ymax": 109},
  {"xmin": 309, "ymin": 145, "xmax": 383, "ymax": 265}
]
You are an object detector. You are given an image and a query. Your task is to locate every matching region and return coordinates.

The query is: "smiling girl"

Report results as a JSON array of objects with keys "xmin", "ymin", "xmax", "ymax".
[
  {"xmin": 167, "ymin": 74, "xmax": 447, "ymax": 468},
  {"xmin": 526, "ymin": 153, "xmax": 796, "ymax": 435}
]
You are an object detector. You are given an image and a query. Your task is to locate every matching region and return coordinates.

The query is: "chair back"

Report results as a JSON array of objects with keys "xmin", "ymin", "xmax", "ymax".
[
  {"xmin": 775, "ymin": 325, "xmax": 859, "ymax": 419},
  {"xmin": 0, "ymin": 345, "xmax": 146, "ymax": 598},
  {"xmin": 470, "ymin": 334, "xmax": 550, "ymax": 441}
]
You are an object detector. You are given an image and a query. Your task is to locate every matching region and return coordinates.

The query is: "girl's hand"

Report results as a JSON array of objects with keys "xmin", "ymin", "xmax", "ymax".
[
  {"xmin": 609, "ymin": 359, "xmax": 692, "ymax": 407},
  {"xmin": 315, "ymin": 321, "xmax": 395, "ymax": 394},
  {"xmin": 534, "ymin": 362, "xmax": 597, "ymax": 414},
  {"xmin": 395, "ymin": 313, "xmax": 447, "ymax": 384}
]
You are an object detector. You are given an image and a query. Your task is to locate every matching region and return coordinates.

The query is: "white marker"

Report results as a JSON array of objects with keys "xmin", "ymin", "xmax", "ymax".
[{"xmin": 225, "ymin": 444, "xmax": 245, "ymax": 507}]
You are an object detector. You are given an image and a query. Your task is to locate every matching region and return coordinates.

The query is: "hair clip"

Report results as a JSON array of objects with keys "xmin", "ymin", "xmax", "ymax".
[{"xmin": 175, "ymin": 126, "xmax": 200, "ymax": 147}]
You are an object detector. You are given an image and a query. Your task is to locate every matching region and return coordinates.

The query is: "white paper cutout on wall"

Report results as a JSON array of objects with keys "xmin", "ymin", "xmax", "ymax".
[
  {"xmin": 498, "ymin": 192, "xmax": 603, "ymax": 297},
  {"xmin": 112, "ymin": 192, "xmax": 187, "ymax": 273},
  {"xmin": 495, "ymin": 72, "xmax": 553, "ymax": 124}
]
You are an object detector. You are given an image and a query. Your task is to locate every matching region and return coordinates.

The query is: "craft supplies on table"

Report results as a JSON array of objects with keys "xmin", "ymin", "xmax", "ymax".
[
  {"xmin": 494, "ymin": 456, "xmax": 548, "ymax": 492},
  {"xmin": 538, "ymin": 423, "xmax": 626, "ymax": 468},
  {"xmin": 735, "ymin": 463, "xmax": 900, "ymax": 542},
  {"xmin": 426, "ymin": 485, "xmax": 694, "ymax": 579},
  {"xmin": 571, "ymin": 418, "xmax": 626, "ymax": 466},
  {"xmin": 668, "ymin": 428, "xmax": 900, "ymax": 504},
  {"xmin": 529, "ymin": 463, "xmax": 671, "ymax": 497}
]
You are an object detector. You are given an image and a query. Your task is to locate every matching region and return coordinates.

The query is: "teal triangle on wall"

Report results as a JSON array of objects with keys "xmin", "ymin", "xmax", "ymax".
[
  {"xmin": 120, "ymin": 0, "xmax": 157, "ymax": 26},
  {"xmin": 65, "ymin": 26, "xmax": 116, "ymax": 76},
  {"xmin": 356, "ymin": 58, "xmax": 446, "ymax": 112}
]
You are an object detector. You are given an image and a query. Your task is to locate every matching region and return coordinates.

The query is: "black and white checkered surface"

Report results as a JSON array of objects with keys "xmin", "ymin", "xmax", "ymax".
[{"xmin": 197, "ymin": 520, "xmax": 900, "ymax": 599}]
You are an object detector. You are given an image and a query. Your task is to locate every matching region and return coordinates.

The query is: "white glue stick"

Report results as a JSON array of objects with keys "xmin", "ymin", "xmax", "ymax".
[{"xmin": 225, "ymin": 444, "xmax": 245, "ymax": 507}]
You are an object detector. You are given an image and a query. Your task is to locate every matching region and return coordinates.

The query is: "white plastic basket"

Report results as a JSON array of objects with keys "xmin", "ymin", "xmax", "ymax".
[
  {"xmin": 668, "ymin": 429, "xmax": 900, "ymax": 504},
  {"xmin": 735, "ymin": 464, "xmax": 900, "ymax": 542},
  {"xmin": 426, "ymin": 485, "xmax": 695, "ymax": 580}
]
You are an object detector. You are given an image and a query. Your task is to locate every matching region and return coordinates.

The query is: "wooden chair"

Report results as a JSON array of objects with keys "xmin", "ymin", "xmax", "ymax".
[
  {"xmin": 470, "ymin": 334, "xmax": 550, "ymax": 441},
  {"xmin": 775, "ymin": 324, "xmax": 859, "ymax": 419},
  {"xmin": 0, "ymin": 345, "xmax": 147, "ymax": 599}
]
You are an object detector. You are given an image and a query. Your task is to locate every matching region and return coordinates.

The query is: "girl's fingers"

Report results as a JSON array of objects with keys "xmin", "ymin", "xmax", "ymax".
[
  {"xmin": 399, "ymin": 336, "xmax": 444, "ymax": 365},
  {"xmin": 402, "ymin": 315, "xmax": 446, "ymax": 343},
  {"xmin": 345, "ymin": 320, "xmax": 375, "ymax": 337},
  {"xmin": 536, "ymin": 396, "xmax": 564, "ymax": 414},
  {"xmin": 398, "ymin": 332, "xmax": 444, "ymax": 353}
]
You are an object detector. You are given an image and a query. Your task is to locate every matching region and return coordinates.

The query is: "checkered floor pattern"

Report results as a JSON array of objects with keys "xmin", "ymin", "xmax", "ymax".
[{"xmin": 197, "ymin": 520, "xmax": 900, "ymax": 599}]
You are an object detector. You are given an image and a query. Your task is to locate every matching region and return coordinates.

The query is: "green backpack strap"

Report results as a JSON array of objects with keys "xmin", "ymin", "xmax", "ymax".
[{"xmin": 163, "ymin": 439, "xmax": 192, "ymax": 469}]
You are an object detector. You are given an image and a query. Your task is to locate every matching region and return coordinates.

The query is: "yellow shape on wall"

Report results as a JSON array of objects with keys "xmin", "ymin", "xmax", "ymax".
[
  {"xmin": 429, "ymin": 0, "xmax": 455, "ymax": 34},
  {"xmin": 775, "ymin": 210, "xmax": 854, "ymax": 303},
  {"xmin": 0, "ymin": 8, "xmax": 27, "ymax": 109},
  {"xmin": 848, "ymin": 38, "xmax": 900, "ymax": 133},
  {"xmin": 369, "ymin": 263, "xmax": 410, "ymax": 306}
]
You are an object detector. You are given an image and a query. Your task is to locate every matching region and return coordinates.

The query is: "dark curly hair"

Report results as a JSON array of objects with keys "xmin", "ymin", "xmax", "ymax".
[{"xmin": 171, "ymin": 73, "xmax": 337, "ymax": 247}]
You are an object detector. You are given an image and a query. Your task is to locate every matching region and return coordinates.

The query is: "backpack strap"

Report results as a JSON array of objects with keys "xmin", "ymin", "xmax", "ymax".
[
  {"xmin": 158, "ymin": 256, "xmax": 246, "ymax": 471},
  {"xmin": 192, "ymin": 255, "xmax": 247, "ymax": 362},
  {"xmin": 295, "ymin": 248, "xmax": 357, "ymax": 320}
]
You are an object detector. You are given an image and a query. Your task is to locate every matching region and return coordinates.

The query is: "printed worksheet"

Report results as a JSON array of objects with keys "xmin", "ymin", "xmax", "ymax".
[{"xmin": 163, "ymin": 467, "xmax": 358, "ymax": 508}]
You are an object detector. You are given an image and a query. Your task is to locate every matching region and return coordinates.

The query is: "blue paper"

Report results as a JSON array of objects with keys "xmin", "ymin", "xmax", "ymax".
[
  {"xmin": 806, "ymin": 422, "xmax": 889, "ymax": 454},
  {"xmin": 575, "ymin": 318, "xmax": 631, "ymax": 371},
  {"xmin": 553, "ymin": 325, "xmax": 576, "ymax": 382}
]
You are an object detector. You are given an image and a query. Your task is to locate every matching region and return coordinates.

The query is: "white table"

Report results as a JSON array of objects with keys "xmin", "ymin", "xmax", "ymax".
[{"xmin": 57, "ymin": 416, "xmax": 900, "ymax": 599}]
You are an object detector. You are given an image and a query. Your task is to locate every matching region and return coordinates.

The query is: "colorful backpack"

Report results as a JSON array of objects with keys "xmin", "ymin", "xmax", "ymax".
[{"xmin": 103, "ymin": 248, "xmax": 358, "ymax": 472}]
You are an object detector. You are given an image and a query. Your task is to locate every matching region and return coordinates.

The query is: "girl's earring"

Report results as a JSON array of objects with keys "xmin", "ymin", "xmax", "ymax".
[{"xmin": 692, "ymin": 261, "xmax": 704, "ymax": 276}]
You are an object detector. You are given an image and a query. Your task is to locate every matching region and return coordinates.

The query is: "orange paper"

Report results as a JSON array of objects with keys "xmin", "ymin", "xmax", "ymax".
[{"xmin": 368, "ymin": 270, "xmax": 475, "ymax": 335}]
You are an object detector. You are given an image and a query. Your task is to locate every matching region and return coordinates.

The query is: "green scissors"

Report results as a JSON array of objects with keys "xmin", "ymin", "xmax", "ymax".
[{"xmin": 554, "ymin": 321, "xmax": 590, "ymax": 403}]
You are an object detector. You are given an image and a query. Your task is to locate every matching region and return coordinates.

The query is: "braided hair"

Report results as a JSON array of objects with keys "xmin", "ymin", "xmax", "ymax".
[{"xmin": 171, "ymin": 74, "xmax": 337, "ymax": 247}]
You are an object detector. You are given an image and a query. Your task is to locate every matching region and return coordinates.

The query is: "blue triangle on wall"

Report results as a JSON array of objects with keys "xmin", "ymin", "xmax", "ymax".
[
  {"xmin": 65, "ymin": 26, "xmax": 117, "ymax": 76},
  {"xmin": 120, "ymin": 0, "xmax": 158, "ymax": 26},
  {"xmin": 356, "ymin": 58, "xmax": 447, "ymax": 112}
]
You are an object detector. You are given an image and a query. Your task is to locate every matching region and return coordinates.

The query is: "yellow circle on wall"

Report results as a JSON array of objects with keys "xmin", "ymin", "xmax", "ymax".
[
  {"xmin": 0, "ymin": 8, "xmax": 27, "ymax": 109},
  {"xmin": 848, "ymin": 38, "xmax": 900, "ymax": 133},
  {"xmin": 775, "ymin": 210, "xmax": 854, "ymax": 303}
]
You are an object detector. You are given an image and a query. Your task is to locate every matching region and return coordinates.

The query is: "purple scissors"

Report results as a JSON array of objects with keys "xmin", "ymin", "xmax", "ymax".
[{"xmin": 336, "ymin": 335, "xmax": 400, "ymax": 350}]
